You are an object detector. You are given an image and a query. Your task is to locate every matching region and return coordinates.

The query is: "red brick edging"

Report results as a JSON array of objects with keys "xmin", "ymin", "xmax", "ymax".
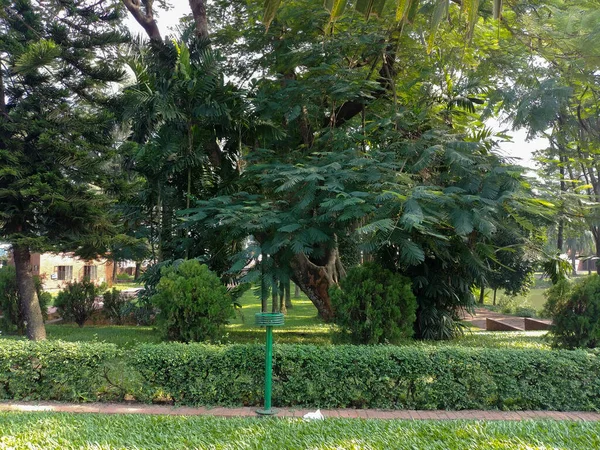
[{"xmin": 0, "ymin": 402, "xmax": 599, "ymax": 421}]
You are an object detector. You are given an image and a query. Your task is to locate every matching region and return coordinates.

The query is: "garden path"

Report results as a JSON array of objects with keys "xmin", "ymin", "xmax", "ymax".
[{"xmin": 0, "ymin": 401, "xmax": 598, "ymax": 421}]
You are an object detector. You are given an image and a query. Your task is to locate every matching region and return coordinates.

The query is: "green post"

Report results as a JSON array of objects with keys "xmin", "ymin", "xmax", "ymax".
[{"xmin": 255, "ymin": 312, "xmax": 284, "ymax": 416}]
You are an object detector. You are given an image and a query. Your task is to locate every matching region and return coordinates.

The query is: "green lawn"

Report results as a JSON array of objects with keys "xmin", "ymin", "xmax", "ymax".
[
  {"xmin": 0, "ymin": 413, "xmax": 597, "ymax": 449},
  {"xmin": 40, "ymin": 287, "xmax": 550, "ymax": 349}
]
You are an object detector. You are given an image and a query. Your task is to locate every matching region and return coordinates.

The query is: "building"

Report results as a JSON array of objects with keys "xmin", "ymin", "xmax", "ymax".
[{"xmin": 8, "ymin": 250, "xmax": 114, "ymax": 292}]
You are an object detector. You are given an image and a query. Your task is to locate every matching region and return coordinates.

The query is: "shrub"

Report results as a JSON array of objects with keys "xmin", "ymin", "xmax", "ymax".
[
  {"xmin": 151, "ymin": 259, "xmax": 235, "ymax": 342},
  {"xmin": 548, "ymin": 275, "xmax": 600, "ymax": 349},
  {"xmin": 131, "ymin": 343, "xmax": 600, "ymax": 411},
  {"xmin": 116, "ymin": 272, "xmax": 134, "ymax": 281},
  {"xmin": 330, "ymin": 263, "xmax": 417, "ymax": 344},
  {"xmin": 55, "ymin": 279, "xmax": 101, "ymax": 327},
  {"xmin": 102, "ymin": 289, "xmax": 130, "ymax": 325},
  {"xmin": 0, "ymin": 266, "xmax": 49, "ymax": 334},
  {"xmin": 0, "ymin": 340, "xmax": 118, "ymax": 401}
]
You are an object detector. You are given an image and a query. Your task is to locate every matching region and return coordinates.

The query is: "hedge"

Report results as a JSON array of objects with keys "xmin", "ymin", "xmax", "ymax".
[
  {"xmin": 0, "ymin": 340, "xmax": 118, "ymax": 402},
  {"xmin": 131, "ymin": 344, "xmax": 600, "ymax": 411},
  {"xmin": 1, "ymin": 341, "xmax": 599, "ymax": 410}
]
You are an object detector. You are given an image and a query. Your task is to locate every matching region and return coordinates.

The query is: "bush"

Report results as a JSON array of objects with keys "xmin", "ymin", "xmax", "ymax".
[
  {"xmin": 55, "ymin": 279, "xmax": 101, "ymax": 327},
  {"xmin": 131, "ymin": 343, "xmax": 600, "ymax": 411},
  {"xmin": 116, "ymin": 272, "xmax": 134, "ymax": 282},
  {"xmin": 0, "ymin": 266, "xmax": 49, "ymax": 334},
  {"xmin": 102, "ymin": 289, "xmax": 130, "ymax": 325},
  {"xmin": 330, "ymin": 263, "xmax": 417, "ymax": 344},
  {"xmin": 0, "ymin": 340, "xmax": 118, "ymax": 401},
  {"xmin": 547, "ymin": 276, "xmax": 600, "ymax": 349},
  {"xmin": 151, "ymin": 259, "xmax": 235, "ymax": 342}
]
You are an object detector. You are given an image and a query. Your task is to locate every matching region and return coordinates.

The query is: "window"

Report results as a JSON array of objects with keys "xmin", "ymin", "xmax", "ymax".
[
  {"xmin": 56, "ymin": 266, "xmax": 73, "ymax": 281},
  {"xmin": 83, "ymin": 265, "xmax": 97, "ymax": 281}
]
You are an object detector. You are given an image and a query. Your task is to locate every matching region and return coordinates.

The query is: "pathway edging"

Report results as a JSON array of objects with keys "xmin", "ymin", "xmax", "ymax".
[{"xmin": 1, "ymin": 401, "xmax": 599, "ymax": 421}]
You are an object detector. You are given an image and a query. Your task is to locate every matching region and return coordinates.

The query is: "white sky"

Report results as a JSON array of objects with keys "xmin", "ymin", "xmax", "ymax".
[{"xmin": 125, "ymin": 5, "xmax": 546, "ymax": 168}]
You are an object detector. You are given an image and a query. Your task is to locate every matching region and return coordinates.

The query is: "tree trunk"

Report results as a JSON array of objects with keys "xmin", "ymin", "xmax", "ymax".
[
  {"xmin": 293, "ymin": 283, "xmax": 300, "ymax": 299},
  {"xmin": 260, "ymin": 254, "xmax": 268, "ymax": 312},
  {"xmin": 134, "ymin": 262, "xmax": 141, "ymax": 281},
  {"xmin": 478, "ymin": 284, "xmax": 485, "ymax": 305},
  {"xmin": 278, "ymin": 281, "xmax": 286, "ymax": 314},
  {"xmin": 284, "ymin": 280, "xmax": 292, "ymax": 309},
  {"xmin": 112, "ymin": 258, "xmax": 118, "ymax": 283},
  {"xmin": 271, "ymin": 278, "xmax": 279, "ymax": 313},
  {"xmin": 122, "ymin": 0, "xmax": 162, "ymax": 41},
  {"xmin": 289, "ymin": 247, "xmax": 345, "ymax": 322},
  {"xmin": 188, "ymin": 0, "xmax": 209, "ymax": 39},
  {"xmin": 493, "ymin": 288, "xmax": 497, "ymax": 306},
  {"xmin": 571, "ymin": 251, "xmax": 577, "ymax": 276},
  {"xmin": 13, "ymin": 244, "xmax": 46, "ymax": 341}
]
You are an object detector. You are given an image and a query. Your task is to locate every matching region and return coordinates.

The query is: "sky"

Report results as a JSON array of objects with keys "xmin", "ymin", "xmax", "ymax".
[{"xmin": 125, "ymin": 5, "xmax": 548, "ymax": 169}]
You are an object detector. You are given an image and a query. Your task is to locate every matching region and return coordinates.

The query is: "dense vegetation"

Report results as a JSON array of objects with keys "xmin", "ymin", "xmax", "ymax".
[
  {"xmin": 1, "ymin": 339, "xmax": 598, "ymax": 412},
  {"xmin": 3, "ymin": 0, "xmax": 597, "ymax": 342}
]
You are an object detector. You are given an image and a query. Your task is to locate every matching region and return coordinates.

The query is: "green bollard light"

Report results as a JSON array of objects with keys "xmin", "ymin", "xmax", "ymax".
[{"xmin": 255, "ymin": 312, "xmax": 284, "ymax": 416}]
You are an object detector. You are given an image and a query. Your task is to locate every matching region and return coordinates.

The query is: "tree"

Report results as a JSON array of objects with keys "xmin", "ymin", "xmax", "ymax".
[
  {"xmin": 0, "ymin": 0, "xmax": 126, "ymax": 339},
  {"xmin": 182, "ymin": 0, "xmax": 551, "ymax": 334}
]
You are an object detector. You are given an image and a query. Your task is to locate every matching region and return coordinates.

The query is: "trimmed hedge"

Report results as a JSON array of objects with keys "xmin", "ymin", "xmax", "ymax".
[
  {"xmin": 132, "ymin": 344, "xmax": 600, "ymax": 411},
  {"xmin": 0, "ymin": 340, "xmax": 118, "ymax": 401},
  {"xmin": 1, "ymin": 340, "xmax": 599, "ymax": 411}
]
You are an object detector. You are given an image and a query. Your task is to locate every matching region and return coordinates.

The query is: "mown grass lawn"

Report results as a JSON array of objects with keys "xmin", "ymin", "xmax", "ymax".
[{"xmin": 0, "ymin": 413, "xmax": 597, "ymax": 450}]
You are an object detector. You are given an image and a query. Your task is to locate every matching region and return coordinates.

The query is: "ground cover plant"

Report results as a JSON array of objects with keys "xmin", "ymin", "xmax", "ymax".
[{"xmin": 0, "ymin": 413, "xmax": 599, "ymax": 450}]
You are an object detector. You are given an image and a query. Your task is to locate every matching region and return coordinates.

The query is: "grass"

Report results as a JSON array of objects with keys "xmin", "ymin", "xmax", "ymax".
[
  {"xmin": 39, "ymin": 289, "xmax": 548, "ymax": 349},
  {"xmin": 0, "ymin": 413, "xmax": 597, "ymax": 449},
  {"xmin": 45, "ymin": 324, "xmax": 161, "ymax": 348},
  {"xmin": 38, "ymin": 287, "xmax": 550, "ymax": 349}
]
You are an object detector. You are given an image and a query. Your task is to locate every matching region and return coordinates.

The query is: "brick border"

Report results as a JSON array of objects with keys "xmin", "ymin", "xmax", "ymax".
[{"xmin": 1, "ymin": 402, "xmax": 599, "ymax": 421}]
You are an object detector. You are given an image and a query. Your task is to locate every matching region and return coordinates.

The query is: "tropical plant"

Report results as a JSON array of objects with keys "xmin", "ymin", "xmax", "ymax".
[
  {"xmin": 102, "ymin": 289, "xmax": 130, "ymax": 325},
  {"xmin": 0, "ymin": 0, "xmax": 126, "ymax": 339},
  {"xmin": 55, "ymin": 280, "xmax": 102, "ymax": 328},
  {"xmin": 330, "ymin": 262, "xmax": 417, "ymax": 344},
  {"xmin": 150, "ymin": 259, "xmax": 235, "ymax": 342},
  {"xmin": 547, "ymin": 275, "xmax": 600, "ymax": 349}
]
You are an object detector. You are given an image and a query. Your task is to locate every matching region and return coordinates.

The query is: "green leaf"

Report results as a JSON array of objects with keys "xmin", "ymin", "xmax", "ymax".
[
  {"xmin": 427, "ymin": 0, "xmax": 449, "ymax": 53},
  {"xmin": 396, "ymin": 0, "xmax": 412, "ymax": 22},
  {"xmin": 399, "ymin": 239, "xmax": 425, "ymax": 265}
]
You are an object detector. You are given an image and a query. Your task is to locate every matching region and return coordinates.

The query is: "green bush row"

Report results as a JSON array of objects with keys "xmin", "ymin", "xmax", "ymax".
[
  {"xmin": 131, "ymin": 343, "xmax": 600, "ymax": 411},
  {"xmin": 0, "ymin": 340, "xmax": 118, "ymax": 401},
  {"xmin": 1, "ymin": 340, "xmax": 599, "ymax": 411}
]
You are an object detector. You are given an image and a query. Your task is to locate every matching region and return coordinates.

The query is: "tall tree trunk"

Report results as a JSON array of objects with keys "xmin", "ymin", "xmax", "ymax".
[
  {"xmin": 284, "ymin": 279, "xmax": 292, "ymax": 309},
  {"xmin": 478, "ymin": 284, "xmax": 485, "ymax": 305},
  {"xmin": 13, "ymin": 244, "xmax": 46, "ymax": 340},
  {"xmin": 293, "ymin": 283, "xmax": 300, "ymax": 299},
  {"xmin": 260, "ymin": 253, "xmax": 268, "ymax": 312},
  {"xmin": 493, "ymin": 288, "xmax": 497, "ymax": 306},
  {"xmin": 134, "ymin": 262, "xmax": 141, "ymax": 281},
  {"xmin": 112, "ymin": 258, "xmax": 118, "ymax": 283},
  {"xmin": 289, "ymin": 246, "xmax": 345, "ymax": 322},
  {"xmin": 279, "ymin": 283, "xmax": 286, "ymax": 314},
  {"xmin": 188, "ymin": 0, "xmax": 209, "ymax": 39},
  {"xmin": 271, "ymin": 279, "xmax": 279, "ymax": 313}
]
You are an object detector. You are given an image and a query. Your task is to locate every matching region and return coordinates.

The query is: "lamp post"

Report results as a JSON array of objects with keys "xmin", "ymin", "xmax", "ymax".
[{"xmin": 255, "ymin": 311, "xmax": 284, "ymax": 415}]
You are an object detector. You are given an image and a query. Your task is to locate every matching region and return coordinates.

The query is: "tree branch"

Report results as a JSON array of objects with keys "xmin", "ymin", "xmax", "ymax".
[
  {"xmin": 122, "ymin": 0, "xmax": 162, "ymax": 41},
  {"xmin": 188, "ymin": 0, "xmax": 209, "ymax": 39}
]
